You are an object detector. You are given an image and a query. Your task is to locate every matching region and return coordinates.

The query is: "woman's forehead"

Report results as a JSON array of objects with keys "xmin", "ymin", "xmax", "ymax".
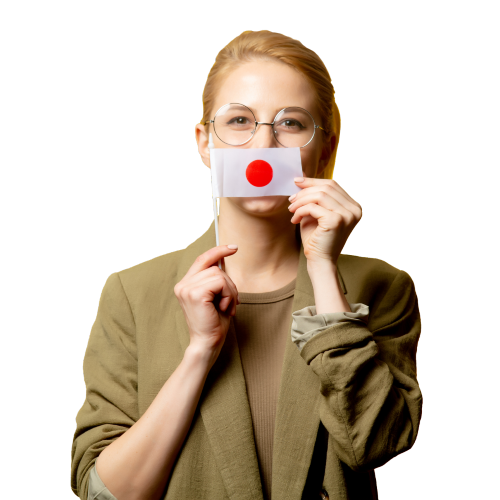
[{"xmin": 212, "ymin": 60, "xmax": 318, "ymax": 119}]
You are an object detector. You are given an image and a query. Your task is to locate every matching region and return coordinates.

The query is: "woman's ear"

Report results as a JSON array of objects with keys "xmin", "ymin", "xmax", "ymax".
[{"xmin": 195, "ymin": 124, "xmax": 211, "ymax": 168}]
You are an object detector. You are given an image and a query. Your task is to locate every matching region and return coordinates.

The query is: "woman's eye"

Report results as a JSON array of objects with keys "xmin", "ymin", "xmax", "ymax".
[
  {"xmin": 228, "ymin": 116, "xmax": 251, "ymax": 125},
  {"xmin": 280, "ymin": 119, "xmax": 304, "ymax": 129}
]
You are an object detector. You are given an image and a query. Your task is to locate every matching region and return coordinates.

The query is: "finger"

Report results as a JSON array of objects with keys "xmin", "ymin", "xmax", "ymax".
[
  {"xmin": 209, "ymin": 274, "xmax": 239, "ymax": 311},
  {"xmin": 198, "ymin": 267, "xmax": 238, "ymax": 303},
  {"xmin": 216, "ymin": 268, "xmax": 239, "ymax": 303},
  {"xmin": 218, "ymin": 275, "xmax": 239, "ymax": 313},
  {"xmin": 220, "ymin": 269, "xmax": 240, "ymax": 305},
  {"xmin": 191, "ymin": 274, "xmax": 236, "ymax": 312},
  {"xmin": 294, "ymin": 177, "xmax": 362, "ymax": 213},
  {"xmin": 289, "ymin": 191, "xmax": 357, "ymax": 223},
  {"xmin": 219, "ymin": 293, "xmax": 236, "ymax": 314},
  {"xmin": 186, "ymin": 269, "xmax": 239, "ymax": 310},
  {"xmin": 291, "ymin": 183, "xmax": 358, "ymax": 214},
  {"xmin": 219, "ymin": 271, "xmax": 239, "ymax": 314},
  {"xmin": 291, "ymin": 202, "xmax": 345, "ymax": 229},
  {"xmin": 200, "ymin": 259, "xmax": 240, "ymax": 305},
  {"xmin": 185, "ymin": 245, "xmax": 238, "ymax": 279}
]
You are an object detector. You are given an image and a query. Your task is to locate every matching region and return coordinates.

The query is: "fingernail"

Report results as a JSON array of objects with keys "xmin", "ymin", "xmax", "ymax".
[
  {"xmin": 288, "ymin": 193, "xmax": 296, "ymax": 201},
  {"xmin": 227, "ymin": 244, "xmax": 238, "ymax": 249},
  {"xmin": 294, "ymin": 177, "xmax": 304, "ymax": 183}
]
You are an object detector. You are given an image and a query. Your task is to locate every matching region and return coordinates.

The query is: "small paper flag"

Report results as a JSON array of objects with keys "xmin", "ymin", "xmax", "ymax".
[{"xmin": 210, "ymin": 147, "xmax": 303, "ymax": 197}]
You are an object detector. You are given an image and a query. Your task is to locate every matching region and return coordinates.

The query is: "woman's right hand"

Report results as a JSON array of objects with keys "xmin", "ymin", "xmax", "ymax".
[{"xmin": 174, "ymin": 245, "xmax": 240, "ymax": 356}]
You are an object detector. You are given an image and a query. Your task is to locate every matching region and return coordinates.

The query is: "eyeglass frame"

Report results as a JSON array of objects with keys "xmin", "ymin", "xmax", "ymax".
[{"xmin": 203, "ymin": 102, "xmax": 326, "ymax": 148}]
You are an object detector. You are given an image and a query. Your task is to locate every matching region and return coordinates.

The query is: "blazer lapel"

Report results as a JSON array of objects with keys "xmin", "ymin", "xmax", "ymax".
[
  {"xmin": 175, "ymin": 220, "xmax": 347, "ymax": 500},
  {"xmin": 271, "ymin": 243, "xmax": 347, "ymax": 500},
  {"xmin": 175, "ymin": 220, "xmax": 264, "ymax": 500}
]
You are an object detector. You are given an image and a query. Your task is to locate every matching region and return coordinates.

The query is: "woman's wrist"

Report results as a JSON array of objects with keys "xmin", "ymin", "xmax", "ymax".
[{"xmin": 185, "ymin": 342, "xmax": 220, "ymax": 372}]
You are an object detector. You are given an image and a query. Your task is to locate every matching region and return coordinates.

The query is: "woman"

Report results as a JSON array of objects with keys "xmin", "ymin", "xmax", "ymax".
[{"xmin": 71, "ymin": 30, "xmax": 422, "ymax": 500}]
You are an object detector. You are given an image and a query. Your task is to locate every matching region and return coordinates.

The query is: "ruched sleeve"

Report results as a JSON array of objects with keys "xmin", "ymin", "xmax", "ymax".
[
  {"xmin": 291, "ymin": 302, "xmax": 370, "ymax": 352},
  {"xmin": 297, "ymin": 270, "xmax": 422, "ymax": 472}
]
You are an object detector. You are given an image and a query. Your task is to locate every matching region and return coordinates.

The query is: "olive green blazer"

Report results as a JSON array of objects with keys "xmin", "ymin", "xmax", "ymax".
[{"xmin": 71, "ymin": 220, "xmax": 422, "ymax": 500}]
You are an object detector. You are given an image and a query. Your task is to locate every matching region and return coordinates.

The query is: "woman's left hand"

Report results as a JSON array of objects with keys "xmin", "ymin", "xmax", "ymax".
[{"xmin": 288, "ymin": 176, "xmax": 362, "ymax": 267}]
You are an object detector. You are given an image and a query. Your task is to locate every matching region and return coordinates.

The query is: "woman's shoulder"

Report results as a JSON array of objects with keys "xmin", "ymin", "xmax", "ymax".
[
  {"xmin": 338, "ymin": 253, "xmax": 416, "ymax": 300},
  {"xmin": 96, "ymin": 222, "xmax": 215, "ymax": 307},
  {"xmin": 122, "ymin": 247, "xmax": 186, "ymax": 278},
  {"xmin": 114, "ymin": 223, "xmax": 215, "ymax": 293},
  {"xmin": 103, "ymin": 247, "xmax": 189, "ymax": 306}
]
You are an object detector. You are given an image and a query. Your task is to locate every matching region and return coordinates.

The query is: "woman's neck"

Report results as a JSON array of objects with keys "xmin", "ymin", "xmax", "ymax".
[{"xmin": 218, "ymin": 199, "xmax": 301, "ymax": 293}]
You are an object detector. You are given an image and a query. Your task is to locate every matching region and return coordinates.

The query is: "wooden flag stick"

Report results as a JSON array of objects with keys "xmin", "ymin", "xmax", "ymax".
[{"xmin": 208, "ymin": 133, "xmax": 222, "ymax": 270}]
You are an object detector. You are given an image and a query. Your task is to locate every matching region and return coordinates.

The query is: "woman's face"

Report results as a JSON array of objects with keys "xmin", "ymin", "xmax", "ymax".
[{"xmin": 196, "ymin": 59, "xmax": 331, "ymax": 218}]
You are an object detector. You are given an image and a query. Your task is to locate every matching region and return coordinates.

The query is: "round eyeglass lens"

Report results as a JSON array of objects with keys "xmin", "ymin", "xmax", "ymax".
[
  {"xmin": 273, "ymin": 107, "xmax": 316, "ymax": 148},
  {"xmin": 213, "ymin": 103, "xmax": 256, "ymax": 146}
]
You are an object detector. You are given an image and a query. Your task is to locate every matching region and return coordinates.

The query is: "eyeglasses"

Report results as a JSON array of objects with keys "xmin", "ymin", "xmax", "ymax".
[{"xmin": 203, "ymin": 103, "xmax": 325, "ymax": 148}]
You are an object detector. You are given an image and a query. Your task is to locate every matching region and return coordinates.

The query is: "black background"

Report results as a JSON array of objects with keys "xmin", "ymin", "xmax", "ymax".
[{"xmin": 65, "ymin": 27, "xmax": 431, "ymax": 500}]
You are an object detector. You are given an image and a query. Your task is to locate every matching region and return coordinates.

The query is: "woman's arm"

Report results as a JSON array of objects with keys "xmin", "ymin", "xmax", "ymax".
[
  {"xmin": 301, "ymin": 267, "xmax": 422, "ymax": 471},
  {"xmin": 96, "ymin": 343, "xmax": 215, "ymax": 500},
  {"xmin": 71, "ymin": 273, "xmax": 220, "ymax": 500}
]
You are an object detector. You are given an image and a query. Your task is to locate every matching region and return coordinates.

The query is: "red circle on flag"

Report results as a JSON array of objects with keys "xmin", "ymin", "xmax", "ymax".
[{"xmin": 246, "ymin": 160, "xmax": 273, "ymax": 187}]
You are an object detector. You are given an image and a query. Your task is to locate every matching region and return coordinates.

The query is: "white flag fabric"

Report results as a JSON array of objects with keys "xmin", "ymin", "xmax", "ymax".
[{"xmin": 210, "ymin": 147, "xmax": 303, "ymax": 197}]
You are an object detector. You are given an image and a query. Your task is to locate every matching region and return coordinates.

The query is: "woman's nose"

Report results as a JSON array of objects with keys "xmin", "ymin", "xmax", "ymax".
[{"xmin": 252, "ymin": 123, "xmax": 278, "ymax": 148}]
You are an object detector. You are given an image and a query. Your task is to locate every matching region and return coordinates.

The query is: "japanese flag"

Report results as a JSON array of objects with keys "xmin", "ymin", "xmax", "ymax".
[{"xmin": 210, "ymin": 147, "xmax": 303, "ymax": 197}]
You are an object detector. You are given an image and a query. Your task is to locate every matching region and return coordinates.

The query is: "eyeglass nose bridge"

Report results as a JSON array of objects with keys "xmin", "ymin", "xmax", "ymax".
[{"xmin": 253, "ymin": 121, "xmax": 279, "ymax": 139}]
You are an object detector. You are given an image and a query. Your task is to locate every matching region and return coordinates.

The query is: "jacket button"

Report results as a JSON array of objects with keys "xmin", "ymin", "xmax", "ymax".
[{"xmin": 319, "ymin": 488, "xmax": 329, "ymax": 500}]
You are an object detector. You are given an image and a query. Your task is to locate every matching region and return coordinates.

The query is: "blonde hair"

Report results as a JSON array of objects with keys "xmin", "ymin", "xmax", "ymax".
[{"xmin": 201, "ymin": 30, "xmax": 341, "ymax": 179}]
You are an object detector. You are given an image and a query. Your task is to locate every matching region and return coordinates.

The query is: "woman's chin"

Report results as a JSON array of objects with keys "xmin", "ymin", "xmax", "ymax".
[{"xmin": 230, "ymin": 195, "xmax": 288, "ymax": 215}]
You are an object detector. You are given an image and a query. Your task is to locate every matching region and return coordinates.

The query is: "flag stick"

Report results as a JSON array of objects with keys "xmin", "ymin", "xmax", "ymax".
[{"xmin": 208, "ymin": 133, "xmax": 222, "ymax": 270}]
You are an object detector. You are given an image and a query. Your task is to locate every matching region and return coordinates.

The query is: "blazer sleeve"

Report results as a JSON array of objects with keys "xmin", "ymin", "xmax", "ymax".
[
  {"xmin": 291, "ymin": 302, "xmax": 370, "ymax": 351},
  {"xmin": 298, "ymin": 269, "xmax": 423, "ymax": 472},
  {"xmin": 71, "ymin": 273, "xmax": 139, "ymax": 500}
]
